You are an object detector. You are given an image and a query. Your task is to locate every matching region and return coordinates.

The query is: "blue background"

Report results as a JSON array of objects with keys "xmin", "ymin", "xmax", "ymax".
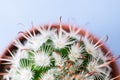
[{"xmin": 0, "ymin": 0, "xmax": 120, "ymax": 69}]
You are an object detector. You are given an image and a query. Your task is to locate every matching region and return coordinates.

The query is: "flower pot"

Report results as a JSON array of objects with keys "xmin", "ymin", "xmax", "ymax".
[{"xmin": 0, "ymin": 23, "xmax": 120, "ymax": 80}]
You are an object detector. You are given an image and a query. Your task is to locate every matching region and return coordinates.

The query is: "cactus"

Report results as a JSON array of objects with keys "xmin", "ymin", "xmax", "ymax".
[{"xmin": 0, "ymin": 23, "xmax": 119, "ymax": 80}]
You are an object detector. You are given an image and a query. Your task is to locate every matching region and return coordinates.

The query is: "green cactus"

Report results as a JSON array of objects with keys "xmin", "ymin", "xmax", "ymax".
[{"xmin": 0, "ymin": 23, "xmax": 119, "ymax": 80}]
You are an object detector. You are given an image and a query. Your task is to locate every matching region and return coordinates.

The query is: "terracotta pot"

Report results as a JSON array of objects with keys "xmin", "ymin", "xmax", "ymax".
[{"xmin": 0, "ymin": 24, "xmax": 119, "ymax": 80}]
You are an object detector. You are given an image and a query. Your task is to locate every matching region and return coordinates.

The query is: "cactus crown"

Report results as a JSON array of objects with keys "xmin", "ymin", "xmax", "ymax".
[{"xmin": 0, "ymin": 23, "xmax": 118, "ymax": 80}]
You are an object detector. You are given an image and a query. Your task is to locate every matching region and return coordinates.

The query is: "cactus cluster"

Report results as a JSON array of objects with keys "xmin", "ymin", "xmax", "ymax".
[{"xmin": 0, "ymin": 24, "xmax": 118, "ymax": 80}]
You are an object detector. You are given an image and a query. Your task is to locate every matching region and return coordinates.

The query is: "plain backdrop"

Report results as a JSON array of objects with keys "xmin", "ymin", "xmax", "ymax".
[{"xmin": 0, "ymin": 0, "xmax": 120, "ymax": 68}]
